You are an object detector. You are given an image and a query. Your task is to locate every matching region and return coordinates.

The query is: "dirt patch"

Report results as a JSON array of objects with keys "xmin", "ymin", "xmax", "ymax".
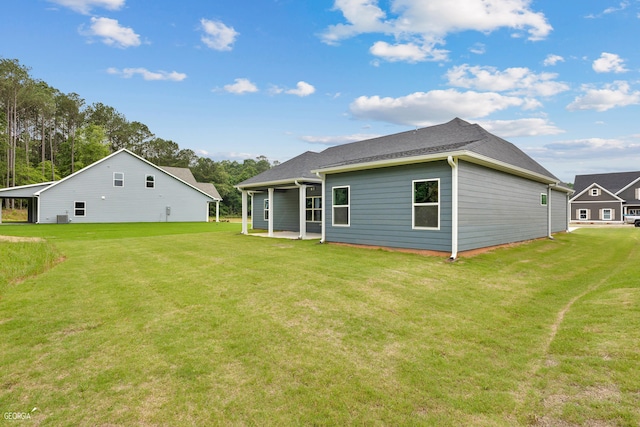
[{"xmin": 0, "ymin": 235, "xmax": 44, "ymax": 243}]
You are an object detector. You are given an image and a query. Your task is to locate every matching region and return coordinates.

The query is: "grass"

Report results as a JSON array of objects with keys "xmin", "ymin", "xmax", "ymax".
[
  {"xmin": 1, "ymin": 208, "xmax": 28, "ymax": 222},
  {"xmin": 0, "ymin": 223, "xmax": 638, "ymax": 425}
]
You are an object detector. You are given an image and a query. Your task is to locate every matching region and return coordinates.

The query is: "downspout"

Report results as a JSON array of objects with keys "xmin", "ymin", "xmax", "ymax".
[
  {"xmin": 315, "ymin": 172, "xmax": 326, "ymax": 243},
  {"xmin": 447, "ymin": 156, "xmax": 458, "ymax": 260},
  {"xmin": 547, "ymin": 184, "xmax": 553, "ymax": 239}
]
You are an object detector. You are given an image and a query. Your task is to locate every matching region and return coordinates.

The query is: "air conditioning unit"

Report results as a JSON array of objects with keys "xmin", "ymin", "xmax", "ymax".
[{"xmin": 57, "ymin": 215, "xmax": 69, "ymax": 224}]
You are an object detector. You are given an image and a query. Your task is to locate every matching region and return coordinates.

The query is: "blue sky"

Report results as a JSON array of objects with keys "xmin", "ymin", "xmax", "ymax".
[{"xmin": 2, "ymin": 0, "xmax": 640, "ymax": 183}]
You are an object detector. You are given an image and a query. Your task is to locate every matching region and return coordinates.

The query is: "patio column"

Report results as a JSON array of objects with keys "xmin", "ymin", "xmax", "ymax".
[
  {"xmin": 215, "ymin": 200, "xmax": 220, "ymax": 223},
  {"xmin": 299, "ymin": 184, "xmax": 307, "ymax": 239},
  {"xmin": 241, "ymin": 190, "xmax": 248, "ymax": 234},
  {"xmin": 268, "ymin": 187, "xmax": 274, "ymax": 237}
]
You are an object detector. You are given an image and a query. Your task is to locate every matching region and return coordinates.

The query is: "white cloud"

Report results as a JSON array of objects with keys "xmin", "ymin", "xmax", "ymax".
[
  {"xmin": 592, "ymin": 52, "xmax": 628, "ymax": 73},
  {"xmin": 478, "ymin": 118, "xmax": 564, "ymax": 137},
  {"xmin": 200, "ymin": 19, "xmax": 238, "ymax": 51},
  {"xmin": 83, "ymin": 17, "xmax": 141, "ymax": 48},
  {"xmin": 543, "ymin": 54, "xmax": 564, "ymax": 66},
  {"xmin": 533, "ymin": 136, "xmax": 640, "ymax": 163},
  {"xmin": 321, "ymin": 0, "xmax": 552, "ymax": 62},
  {"xmin": 285, "ymin": 81, "xmax": 316, "ymax": 97},
  {"xmin": 48, "ymin": 0, "xmax": 124, "ymax": 14},
  {"xmin": 222, "ymin": 78, "xmax": 258, "ymax": 94},
  {"xmin": 349, "ymin": 89, "xmax": 525, "ymax": 126},
  {"xmin": 300, "ymin": 133, "xmax": 381, "ymax": 145},
  {"xmin": 469, "ymin": 43, "xmax": 486, "ymax": 55},
  {"xmin": 107, "ymin": 67, "xmax": 186, "ymax": 81},
  {"xmin": 370, "ymin": 41, "xmax": 448, "ymax": 62},
  {"xmin": 446, "ymin": 64, "xmax": 569, "ymax": 97},
  {"xmin": 567, "ymin": 81, "xmax": 640, "ymax": 112}
]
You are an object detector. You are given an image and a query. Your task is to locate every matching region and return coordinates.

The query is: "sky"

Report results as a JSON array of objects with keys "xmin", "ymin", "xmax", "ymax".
[{"xmin": 2, "ymin": 0, "xmax": 640, "ymax": 183}]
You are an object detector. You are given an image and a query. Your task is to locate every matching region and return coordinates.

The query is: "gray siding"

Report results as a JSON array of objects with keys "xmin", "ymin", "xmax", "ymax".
[
  {"xmin": 617, "ymin": 183, "xmax": 640, "ymax": 202},
  {"xmin": 550, "ymin": 189, "xmax": 569, "ymax": 233},
  {"xmin": 325, "ymin": 162, "xmax": 452, "ymax": 252},
  {"xmin": 570, "ymin": 201, "xmax": 622, "ymax": 221},
  {"xmin": 38, "ymin": 151, "xmax": 211, "ymax": 223},
  {"xmin": 458, "ymin": 162, "xmax": 550, "ymax": 251},
  {"xmin": 572, "ymin": 185, "xmax": 618, "ymax": 202}
]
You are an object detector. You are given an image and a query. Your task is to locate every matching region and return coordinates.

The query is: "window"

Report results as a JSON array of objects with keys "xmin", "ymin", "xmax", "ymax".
[
  {"xmin": 263, "ymin": 199, "xmax": 269, "ymax": 221},
  {"xmin": 332, "ymin": 186, "xmax": 350, "ymax": 226},
  {"xmin": 145, "ymin": 174, "xmax": 155, "ymax": 188},
  {"xmin": 114, "ymin": 172, "xmax": 124, "ymax": 187},
  {"xmin": 590, "ymin": 188, "xmax": 600, "ymax": 196},
  {"xmin": 74, "ymin": 201, "xmax": 86, "ymax": 217},
  {"xmin": 601, "ymin": 209, "xmax": 613, "ymax": 221},
  {"xmin": 635, "ymin": 188, "xmax": 640, "ymax": 200},
  {"xmin": 306, "ymin": 196, "xmax": 322, "ymax": 222},
  {"xmin": 413, "ymin": 179, "xmax": 439, "ymax": 229},
  {"xmin": 578, "ymin": 209, "xmax": 589, "ymax": 220},
  {"xmin": 540, "ymin": 193, "xmax": 548, "ymax": 206},
  {"xmin": 629, "ymin": 209, "xmax": 640, "ymax": 215}
]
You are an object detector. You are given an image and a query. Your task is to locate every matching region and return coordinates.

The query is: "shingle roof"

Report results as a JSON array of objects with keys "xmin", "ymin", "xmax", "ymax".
[
  {"xmin": 237, "ymin": 118, "xmax": 559, "ymax": 188},
  {"xmin": 159, "ymin": 166, "xmax": 222, "ymax": 200},
  {"xmin": 573, "ymin": 171, "xmax": 640, "ymax": 195}
]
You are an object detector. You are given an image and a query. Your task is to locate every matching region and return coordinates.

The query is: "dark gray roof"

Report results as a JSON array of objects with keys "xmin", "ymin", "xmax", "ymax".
[
  {"xmin": 237, "ymin": 118, "xmax": 559, "ymax": 188},
  {"xmin": 573, "ymin": 171, "xmax": 640, "ymax": 195}
]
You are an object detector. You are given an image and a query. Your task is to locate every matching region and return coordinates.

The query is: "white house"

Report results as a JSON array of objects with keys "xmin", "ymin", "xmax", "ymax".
[{"xmin": 0, "ymin": 149, "xmax": 221, "ymax": 224}]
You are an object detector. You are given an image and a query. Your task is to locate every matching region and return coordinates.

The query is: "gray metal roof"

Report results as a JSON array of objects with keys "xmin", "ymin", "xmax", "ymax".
[
  {"xmin": 236, "ymin": 118, "xmax": 559, "ymax": 189},
  {"xmin": 573, "ymin": 171, "xmax": 640, "ymax": 195}
]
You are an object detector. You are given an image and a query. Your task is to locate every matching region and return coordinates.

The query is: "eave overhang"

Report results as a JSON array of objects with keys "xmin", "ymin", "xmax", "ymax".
[{"xmin": 312, "ymin": 150, "xmax": 563, "ymax": 188}]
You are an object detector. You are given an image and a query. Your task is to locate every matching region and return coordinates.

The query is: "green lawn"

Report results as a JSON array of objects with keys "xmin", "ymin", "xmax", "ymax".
[{"xmin": 1, "ymin": 223, "xmax": 638, "ymax": 426}]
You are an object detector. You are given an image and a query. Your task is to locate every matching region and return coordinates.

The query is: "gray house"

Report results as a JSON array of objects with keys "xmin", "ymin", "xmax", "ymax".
[
  {"xmin": 0, "ymin": 149, "xmax": 221, "ymax": 224},
  {"xmin": 235, "ymin": 118, "xmax": 572, "ymax": 258},
  {"xmin": 570, "ymin": 171, "xmax": 640, "ymax": 223}
]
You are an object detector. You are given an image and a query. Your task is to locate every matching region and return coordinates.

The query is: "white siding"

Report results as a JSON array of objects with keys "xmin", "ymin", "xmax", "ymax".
[{"xmin": 38, "ymin": 151, "xmax": 212, "ymax": 223}]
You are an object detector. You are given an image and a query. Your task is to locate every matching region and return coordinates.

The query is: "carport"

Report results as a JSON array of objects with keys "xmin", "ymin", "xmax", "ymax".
[{"xmin": 0, "ymin": 182, "xmax": 54, "ymax": 224}]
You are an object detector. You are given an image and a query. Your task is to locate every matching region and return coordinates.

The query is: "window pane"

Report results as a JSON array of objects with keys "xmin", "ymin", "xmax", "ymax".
[
  {"xmin": 334, "ymin": 206, "xmax": 349, "ymax": 225},
  {"xmin": 306, "ymin": 198, "xmax": 313, "ymax": 209},
  {"xmin": 414, "ymin": 205, "xmax": 438, "ymax": 228},
  {"xmin": 314, "ymin": 198, "xmax": 321, "ymax": 208},
  {"xmin": 306, "ymin": 210, "xmax": 313, "ymax": 221},
  {"xmin": 333, "ymin": 188, "xmax": 348, "ymax": 206},
  {"xmin": 316, "ymin": 211, "xmax": 322, "ymax": 222},
  {"xmin": 541, "ymin": 194, "xmax": 547, "ymax": 205},
  {"xmin": 414, "ymin": 181, "xmax": 438, "ymax": 203}
]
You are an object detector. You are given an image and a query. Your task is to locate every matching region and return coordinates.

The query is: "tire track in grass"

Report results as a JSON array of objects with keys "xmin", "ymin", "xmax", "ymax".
[{"xmin": 512, "ymin": 233, "xmax": 638, "ymax": 423}]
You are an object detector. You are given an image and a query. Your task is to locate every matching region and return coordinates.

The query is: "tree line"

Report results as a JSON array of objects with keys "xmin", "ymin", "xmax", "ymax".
[{"xmin": 0, "ymin": 58, "xmax": 274, "ymax": 215}]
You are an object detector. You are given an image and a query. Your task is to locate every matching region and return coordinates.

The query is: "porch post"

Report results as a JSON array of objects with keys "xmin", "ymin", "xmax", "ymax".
[
  {"xmin": 268, "ymin": 187, "xmax": 274, "ymax": 237},
  {"xmin": 299, "ymin": 184, "xmax": 307, "ymax": 239},
  {"xmin": 241, "ymin": 190, "xmax": 248, "ymax": 234},
  {"xmin": 215, "ymin": 200, "xmax": 220, "ymax": 223}
]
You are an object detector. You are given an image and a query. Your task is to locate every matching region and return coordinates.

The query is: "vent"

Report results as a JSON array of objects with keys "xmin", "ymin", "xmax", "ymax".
[{"xmin": 57, "ymin": 215, "xmax": 69, "ymax": 224}]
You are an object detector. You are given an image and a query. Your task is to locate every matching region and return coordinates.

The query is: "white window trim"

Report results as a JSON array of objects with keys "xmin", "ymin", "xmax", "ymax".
[
  {"xmin": 540, "ymin": 193, "xmax": 548, "ymax": 206},
  {"xmin": 306, "ymin": 196, "xmax": 322, "ymax": 223},
  {"xmin": 412, "ymin": 178, "xmax": 440, "ymax": 230},
  {"xmin": 332, "ymin": 185, "xmax": 350, "ymax": 227},
  {"xmin": 578, "ymin": 209, "xmax": 589, "ymax": 220},
  {"xmin": 263, "ymin": 199, "xmax": 269, "ymax": 221},
  {"xmin": 145, "ymin": 174, "xmax": 155, "ymax": 189},
  {"xmin": 601, "ymin": 208, "xmax": 613, "ymax": 221},
  {"xmin": 590, "ymin": 188, "xmax": 600, "ymax": 196},
  {"xmin": 74, "ymin": 201, "xmax": 86, "ymax": 217},
  {"xmin": 114, "ymin": 172, "xmax": 124, "ymax": 187}
]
